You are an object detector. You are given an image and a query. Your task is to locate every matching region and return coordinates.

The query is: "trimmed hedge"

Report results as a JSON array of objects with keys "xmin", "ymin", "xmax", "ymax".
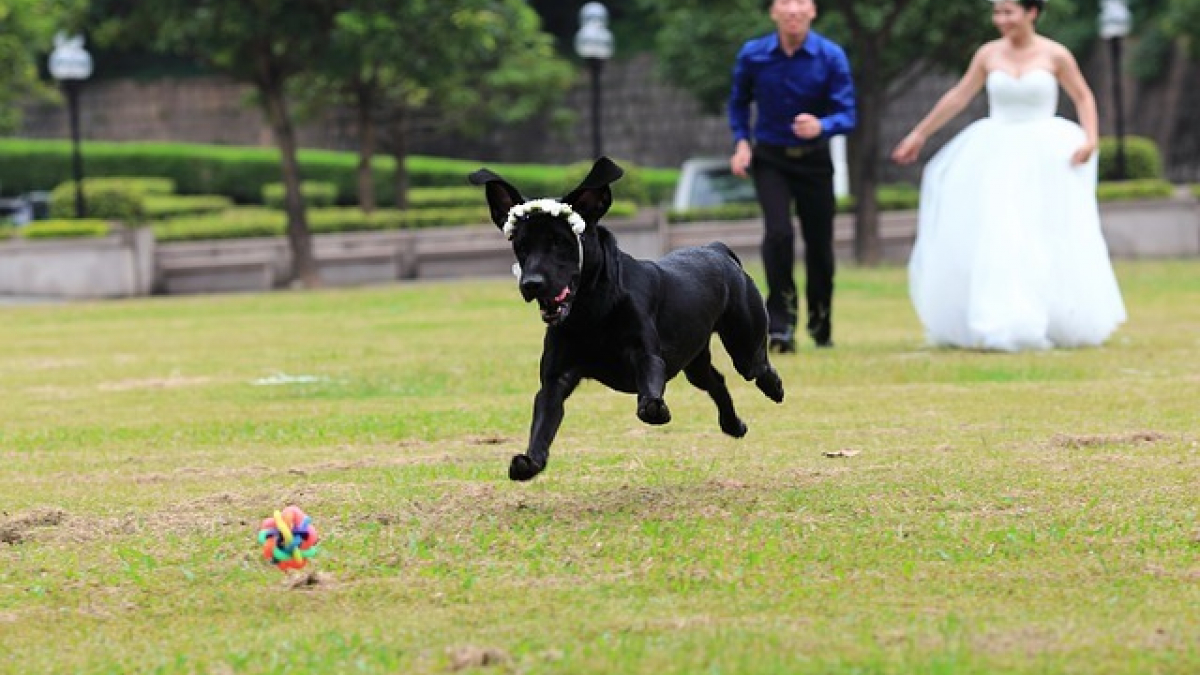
[
  {"xmin": 262, "ymin": 181, "xmax": 338, "ymax": 209},
  {"xmin": 408, "ymin": 187, "xmax": 484, "ymax": 208},
  {"xmin": 1098, "ymin": 135, "xmax": 1162, "ymax": 181},
  {"xmin": 153, "ymin": 201, "xmax": 639, "ymax": 242},
  {"xmin": 144, "ymin": 195, "xmax": 234, "ymax": 220},
  {"xmin": 64, "ymin": 176, "xmax": 177, "ymax": 195},
  {"xmin": 19, "ymin": 219, "xmax": 113, "ymax": 239},
  {"xmin": 669, "ymin": 179, "xmax": 1172, "ymax": 223},
  {"xmin": 0, "ymin": 139, "xmax": 677, "ymax": 207},
  {"xmin": 49, "ymin": 182, "xmax": 145, "ymax": 223},
  {"xmin": 1096, "ymin": 178, "xmax": 1175, "ymax": 202}
]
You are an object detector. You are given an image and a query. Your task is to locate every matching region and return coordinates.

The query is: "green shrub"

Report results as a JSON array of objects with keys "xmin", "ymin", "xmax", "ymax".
[
  {"xmin": 561, "ymin": 159, "xmax": 651, "ymax": 205},
  {"xmin": 1191, "ymin": 184, "xmax": 1200, "ymax": 199},
  {"xmin": 49, "ymin": 182, "xmax": 145, "ymax": 223},
  {"xmin": 668, "ymin": 203, "xmax": 761, "ymax": 224},
  {"xmin": 153, "ymin": 208, "xmax": 285, "ymax": 242},
  {"xmin": 0, "ymin": 226, "xmax": 15, "ymax": 240},
  {"xmin": 262, "ymin": 181, "xmax": 338, "ymax": 209},
  {"xmin": 74, "ymin": 176, "xmax": 177, "ymax": 195},
  {"xmin": 875, "ymin": 183, "xmax": 920, "ymax": 211},
  {"xmin": 1096, "ymin": 178, "xmax": 1175, "ymax": 202},
  {"xmin": 20, "ymin": 219, "xmax": 112, "ymax": 239},
  {"xmin": 1097, "ymin": 136, "xmax": 1163, "ymax": 181},
  {"xmin": 152, "ymin": 201, "xmax": 639, "ymax": 242},
  {"xmin": 408, "ymin": 187, "xmax": 483, "ymax": 209},
  {"xmin": 0, "ymin": 139, "xmax": 675, "ymax": 209},
  {"xmin": 144, "ymin": 195, "xmax": 233, "ymax": 220}
]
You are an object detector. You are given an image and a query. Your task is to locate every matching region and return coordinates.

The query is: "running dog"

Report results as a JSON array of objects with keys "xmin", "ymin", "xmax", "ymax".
[{"xmin": 469, "ymin": 157, "xmax": 784, "ymax": 481}]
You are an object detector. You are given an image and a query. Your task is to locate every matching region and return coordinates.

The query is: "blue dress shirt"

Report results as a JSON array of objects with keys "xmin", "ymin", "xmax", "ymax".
[{"xmin": 728, "ymin": 30, "xmax": 857, "ymax": 147}]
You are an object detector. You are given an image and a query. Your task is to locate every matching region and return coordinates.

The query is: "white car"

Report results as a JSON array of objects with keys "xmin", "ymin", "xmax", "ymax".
[{"xmin": 672, "ymin": 136, "xmax": 849, "ymax": 212}]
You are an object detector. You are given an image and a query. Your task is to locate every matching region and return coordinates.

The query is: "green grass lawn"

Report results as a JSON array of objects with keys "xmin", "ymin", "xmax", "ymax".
[{"xmin": 2, "ymin": 261, "xmax": 1198, "ymax": 674}]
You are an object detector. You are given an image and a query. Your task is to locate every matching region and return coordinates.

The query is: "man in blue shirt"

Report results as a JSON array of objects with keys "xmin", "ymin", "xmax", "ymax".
[{"xmin": 729, "ymin": 0, "xmax": 857, "ymax": 351}]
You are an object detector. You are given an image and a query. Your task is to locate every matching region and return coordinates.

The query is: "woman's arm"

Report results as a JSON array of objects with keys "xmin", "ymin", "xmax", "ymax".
[
  {"xmin": 1053, "ymin": 42, "xmax": 1099, "ymax": 165},
  {"xmin": 891, "ymin": 45, "xmax": 991, "ymax": 165}
]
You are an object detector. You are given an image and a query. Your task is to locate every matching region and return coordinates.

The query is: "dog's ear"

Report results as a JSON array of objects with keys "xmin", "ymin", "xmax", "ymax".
[
  {"xmin": 469, "ymin": 168, "xmax": 525, "ymax": 229},
  {"xmin": 562, "ymin": 156, "xmax": 624, "ymax": 224}
]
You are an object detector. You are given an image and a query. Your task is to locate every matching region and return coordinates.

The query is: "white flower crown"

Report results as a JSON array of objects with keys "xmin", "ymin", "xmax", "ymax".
[
  {"xmin": 502, "ymin": 199, "xmax": 587, "ymax": 240},
  {"xmin": 503, "ymin": 199, "xmax": 588, "ymax": 277}
]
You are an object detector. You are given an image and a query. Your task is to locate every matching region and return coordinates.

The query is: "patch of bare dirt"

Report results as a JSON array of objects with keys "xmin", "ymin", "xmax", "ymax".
[
  {"xmin": 283, "ymin": 571, "xmax": 334, "ymax": 590},
  {"xmin": 467, "ymin": 434, "xmax": 513, "ymax": 446},
  {"xmin": 972, "ymin": 626, "xmax": 1061, "ymax": 657},
  {"xmin": 447, "ymin": 646, "xmax": 510, "ymax": 671},
  {"xmin": 1050, "ymin": 431, "xmax": 1168, "ymax": 448},
  {"xmin": 0, "ymin": 507, "xmax": 67, "ymax": 544}
]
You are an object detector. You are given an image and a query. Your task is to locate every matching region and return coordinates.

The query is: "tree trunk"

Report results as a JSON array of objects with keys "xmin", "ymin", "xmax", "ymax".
[
  {"xmin": 261, "ymin": 78, "xmax": 319, "ymax": 287},
  {"xmin": 355, "ymin": 83, "xmax": 377, "ymax": 214},
  {"xmin": 851, "ymin": 43, "xmax": 883, "ymax": 265},
  {"xmin": 390, "ymin": 108, "xmax": 409, "ymax": 210},
  {"xmin": 1142, "ymin": 39, "xmax": 1188, "ymax": 171}
]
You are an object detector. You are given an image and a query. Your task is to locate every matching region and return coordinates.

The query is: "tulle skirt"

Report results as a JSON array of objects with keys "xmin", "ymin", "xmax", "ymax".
[{"xmin": 908, "ymin": 117, "xmax": 1126, "ymax": 351}]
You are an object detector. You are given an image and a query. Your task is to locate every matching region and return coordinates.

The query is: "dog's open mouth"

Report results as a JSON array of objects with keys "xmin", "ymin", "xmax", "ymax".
[{"xmin": 537, "ymin": 286, "xmax": 573, "ymax": 325}]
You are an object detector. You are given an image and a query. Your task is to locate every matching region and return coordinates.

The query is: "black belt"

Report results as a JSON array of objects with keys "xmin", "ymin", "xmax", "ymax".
[{"xmin": 757, "ymin": 142, "xmax": 829, "ymax": 159}]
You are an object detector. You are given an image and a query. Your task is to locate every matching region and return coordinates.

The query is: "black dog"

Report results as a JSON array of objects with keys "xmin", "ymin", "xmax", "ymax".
[{"xmin": 469, "ymin": 157, "xmax": 784, "ymax": 481}]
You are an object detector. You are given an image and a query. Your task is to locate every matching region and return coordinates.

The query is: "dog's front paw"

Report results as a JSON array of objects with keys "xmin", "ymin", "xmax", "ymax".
[
  {"xmin": 509, "ymin": 454, "xmax": 544, "ymax": 482},
  {"xmin": 637, "ymin": 397, "xmax": 672, "ymax": 426}
]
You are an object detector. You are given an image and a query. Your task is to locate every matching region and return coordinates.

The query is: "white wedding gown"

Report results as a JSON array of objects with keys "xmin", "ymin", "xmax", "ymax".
[{"xmin": 908, "ymin": 69, "xmax": 1126, "ymax": 351}]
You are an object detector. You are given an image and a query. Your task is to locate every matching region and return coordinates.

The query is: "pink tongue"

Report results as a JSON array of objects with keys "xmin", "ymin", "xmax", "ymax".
[{"xmin": 554, "ymin": 287, "xmax": 570, "ymax": 303}]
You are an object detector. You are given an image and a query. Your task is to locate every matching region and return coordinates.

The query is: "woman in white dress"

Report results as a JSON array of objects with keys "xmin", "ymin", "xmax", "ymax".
[{"xmin": 892, "ymin": 0, "xmax": 1126, "ymax": 352}]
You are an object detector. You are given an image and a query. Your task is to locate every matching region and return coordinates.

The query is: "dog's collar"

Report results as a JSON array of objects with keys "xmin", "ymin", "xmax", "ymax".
[{"xmin": 504, "ymin": 199, "xmax": 587, "ymax": 274}]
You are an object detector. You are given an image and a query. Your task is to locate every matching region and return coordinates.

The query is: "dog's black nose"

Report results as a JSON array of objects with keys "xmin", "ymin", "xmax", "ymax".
[{"xmin": 520, "ymin": 274, "xmax": 546, "ymax": 301}]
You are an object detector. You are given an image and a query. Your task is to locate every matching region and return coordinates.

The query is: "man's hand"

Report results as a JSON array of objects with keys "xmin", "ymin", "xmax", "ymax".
[
  {"xmin": 730, "ymin": 141, "xmax": 753, "ymax": 178},
  {"xmin": 793, "ymin": 113, "xmax": 823, "ymax": 140}
]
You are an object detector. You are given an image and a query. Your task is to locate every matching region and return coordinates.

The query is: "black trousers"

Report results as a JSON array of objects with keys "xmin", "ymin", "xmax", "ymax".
[{"xmin": 751, "ymin": 143, "xmax": 836, "ymax": 343}]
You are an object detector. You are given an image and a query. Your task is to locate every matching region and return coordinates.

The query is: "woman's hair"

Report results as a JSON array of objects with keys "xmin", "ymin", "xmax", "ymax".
[{"xmin": 993, "ymin": 0, "xmax": 1046, "ymax": 20}]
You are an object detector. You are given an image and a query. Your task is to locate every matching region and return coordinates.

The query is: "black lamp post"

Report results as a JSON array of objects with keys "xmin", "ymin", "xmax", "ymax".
[
  {"xmin": 1099, "ymin": 0, "xmax": 1132, "ymax": 181},
  {"xmin": 574, "ymin": 2, "xmax": 614, "ymax": 160},
  {"xmin": 48, "ymin": 32, "xmax": 93, "ymax": 218}
]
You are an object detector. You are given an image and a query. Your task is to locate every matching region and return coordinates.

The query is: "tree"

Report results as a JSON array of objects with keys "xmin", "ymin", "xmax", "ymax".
[
  {"xmin": 294, "ymin": 0, "xmax": 572, "ymax": 211},
  {"xmin": 1166, "ymin": 0, "xmax": 1200, "ymax": 48},
  {"xmin": 91, "ymin": 0, "xmax": 347, "ymax": 286},
  {"xmin": 0, "ymin": 0, "xmax": 83, "ymax": 134}
]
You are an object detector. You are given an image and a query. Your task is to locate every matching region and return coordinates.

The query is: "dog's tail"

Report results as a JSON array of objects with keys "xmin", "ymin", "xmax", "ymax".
[{"xmin": 706, "ymin": 241, "xmax": 743, "ymax": 268}]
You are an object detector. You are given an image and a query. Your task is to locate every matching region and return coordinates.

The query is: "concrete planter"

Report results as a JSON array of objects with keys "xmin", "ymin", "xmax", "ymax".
[
  {"xmin": 2, "ymin": 196, "xmax": 1195, "ymax": 300},
  {"xmin": 0, "ymin": 226, "xmax": 154, "ymax": 298},
  {"xmin": 1099, "ymin": 194, "xmax": 1200, "ymax": 257}
]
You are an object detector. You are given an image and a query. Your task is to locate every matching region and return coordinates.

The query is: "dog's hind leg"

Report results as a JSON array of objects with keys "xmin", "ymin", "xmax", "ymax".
[
  {"xmin": 715, "ymin": 312, "xmax": 782, "ymax": 401},
  {"xmin": 716, "ymin": 278, "xmax": 785, "ymax": 404},
  {"xmin": 684, "ymin": 348, "xmax": 747, "ymax": 438}
]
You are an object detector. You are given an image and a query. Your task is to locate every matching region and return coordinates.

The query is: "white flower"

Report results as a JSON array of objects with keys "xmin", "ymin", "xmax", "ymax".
[
  {"xmin": 502, "ymin": 198, "xmax": 588, "ymax": 273},
  {"xmin": 502, "ymin": 199, "xmax": 587, "ymax": 240}
]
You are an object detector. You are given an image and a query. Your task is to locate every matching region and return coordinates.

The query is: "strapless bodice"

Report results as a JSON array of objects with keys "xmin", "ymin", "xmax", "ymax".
[{"xmin": 986, "ymin": 69, "xmax": 1058, "ymax": 123}]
